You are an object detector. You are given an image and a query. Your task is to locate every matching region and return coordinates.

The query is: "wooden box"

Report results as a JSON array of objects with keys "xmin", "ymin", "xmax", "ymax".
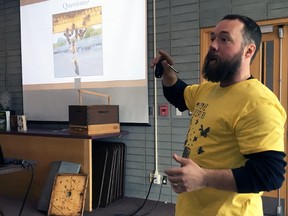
[{"xmin": 69, "ymin": 105, "xmax": 120, "ymax": 135}]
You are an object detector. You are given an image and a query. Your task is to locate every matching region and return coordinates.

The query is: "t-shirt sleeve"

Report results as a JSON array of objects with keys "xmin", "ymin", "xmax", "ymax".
[
  {"xmin": 235, "ymin": 103, "xmax": 286, "ymax": 154},
  {"xmin": 163, "ymin": 78, "xmax": 188, "ymax": 111},
  {"xmin": 232, "ymin": 151, "xmax": 286, "ymax": 193}
]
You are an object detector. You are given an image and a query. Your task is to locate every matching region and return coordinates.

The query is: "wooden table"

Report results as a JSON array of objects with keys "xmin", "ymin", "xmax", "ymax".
[{"xmin": 0, "ymin": 129, "xmax": 127, "ymax": 212}]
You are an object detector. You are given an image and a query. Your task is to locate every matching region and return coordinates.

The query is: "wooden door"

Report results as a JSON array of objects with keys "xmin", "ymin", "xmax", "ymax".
[{"xmin": 252, "ymin": 24, "xmax": 288, "ymax": 215}]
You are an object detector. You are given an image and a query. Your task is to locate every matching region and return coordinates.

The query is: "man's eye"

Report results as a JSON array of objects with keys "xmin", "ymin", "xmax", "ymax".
[{"xmin": 221, "ymin": 37, "xmax": 229, "ymax": 42}]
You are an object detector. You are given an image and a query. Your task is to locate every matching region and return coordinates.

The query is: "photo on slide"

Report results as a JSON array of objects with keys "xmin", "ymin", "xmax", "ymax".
[{"xmin": 52, "ymin": 6, "xmax": 103, "ymax": 78}]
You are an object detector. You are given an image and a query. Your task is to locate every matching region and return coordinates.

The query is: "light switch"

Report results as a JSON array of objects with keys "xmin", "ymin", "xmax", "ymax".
[{"xmin": 159, "ymin": 104, "xmax": 169, "ymax": 116}]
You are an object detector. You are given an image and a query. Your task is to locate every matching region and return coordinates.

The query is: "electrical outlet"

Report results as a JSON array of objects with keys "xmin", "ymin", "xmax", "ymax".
[
  {"xmin": 154, "ymin": 173, "xmax": 161, "ymax": 184},
  {"xmin": 175, "ymin": 108, "xmax": 182, "ymax": 116},
  {"xmin": 149, "ymin": 172, "xmax": 161, "ymax": 184},
  {"xmin": 162, "ymin": 175, "xmax": 167, "ymax": 185}
]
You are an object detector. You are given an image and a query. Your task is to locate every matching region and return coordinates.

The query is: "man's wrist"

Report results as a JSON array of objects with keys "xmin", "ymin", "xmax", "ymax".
[
  {"xmin": 162, "ymin": 70, "xmax": 178, "ymax": 87},
  {"xmin": 203, "ymin": 169, "xmax": 237, "ymax": 192}
]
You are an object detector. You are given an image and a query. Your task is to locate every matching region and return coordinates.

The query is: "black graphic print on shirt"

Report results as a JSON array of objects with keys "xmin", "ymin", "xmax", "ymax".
[{"xmin": 183, "ymin": 102, "xmax": 210, "ymax": 157}]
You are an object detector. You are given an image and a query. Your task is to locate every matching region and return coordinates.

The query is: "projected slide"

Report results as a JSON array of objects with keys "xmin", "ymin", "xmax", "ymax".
[
  {"xmin": 53, "ymin": 7, "xmax": 103, "ymax": 78},
  {"xmin": 20, "ymin": 0, "xmax": 148, "ymax": 123}
]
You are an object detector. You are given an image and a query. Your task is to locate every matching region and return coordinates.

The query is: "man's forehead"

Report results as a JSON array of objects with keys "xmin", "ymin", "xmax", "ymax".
[{"xmin": 212, "ymin": 19, "xmax": 244, "ymax": 36}]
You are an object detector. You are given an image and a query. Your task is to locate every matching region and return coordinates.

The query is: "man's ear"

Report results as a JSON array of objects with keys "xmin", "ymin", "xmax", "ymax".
[{"xmin": 244, "ymin": 44, "xmax": 256, "ymax": 59}]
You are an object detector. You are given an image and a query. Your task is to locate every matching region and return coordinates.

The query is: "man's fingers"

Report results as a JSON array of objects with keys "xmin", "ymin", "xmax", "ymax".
[
  {"xmin": 165, "ymin": 167, "xmax": 183, "ymax": 182},
  {"xmin": 158, "ymin": 50, "xmax": 174, "ymax": 65},
  {"xmin": 173, "ymin": 154, "xmax": 191, "ymax": 167},
  {"xmin": 172, "ymin": 183, "xmax": 184, "ymax": 194},
  {"xmin": 150, "ymin": 55, "xmax": 162, "ymax": 68},
  {"xmin": 150, "ymin": 50, "xmax": 174, "ymax": 69}
]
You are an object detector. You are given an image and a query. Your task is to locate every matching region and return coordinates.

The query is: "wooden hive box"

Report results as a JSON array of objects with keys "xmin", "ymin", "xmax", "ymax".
[{"xmin": 69, "ymin": 105, "xmax": 120, "ymax": 135}]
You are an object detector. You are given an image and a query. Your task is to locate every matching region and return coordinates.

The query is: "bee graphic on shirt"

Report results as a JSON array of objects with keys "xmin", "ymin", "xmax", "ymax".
[
  {"xmin": 197, "ymin": 147, "xmax": 205, "ymax": 154},
  {"xmin": 199, "ymin": 124, "xmax": 210, "ymax": 138}
]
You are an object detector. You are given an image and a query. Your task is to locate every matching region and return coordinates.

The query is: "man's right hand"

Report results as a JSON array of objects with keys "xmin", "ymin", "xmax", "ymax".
[{"xmin": 150, "ymin": 50, "xmax": 178, "ymax": 87}]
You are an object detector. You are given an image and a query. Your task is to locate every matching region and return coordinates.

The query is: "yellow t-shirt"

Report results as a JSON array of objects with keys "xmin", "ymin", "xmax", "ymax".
[{"xmin": 176, "ymin": 79, "xmax": 286, "ymax": 216}]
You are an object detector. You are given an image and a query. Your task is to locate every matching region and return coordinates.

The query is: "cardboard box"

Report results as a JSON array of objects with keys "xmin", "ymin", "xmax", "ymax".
[{"xmin": 69, "ymin": 105, "xmax": 120, "ymax": 135}]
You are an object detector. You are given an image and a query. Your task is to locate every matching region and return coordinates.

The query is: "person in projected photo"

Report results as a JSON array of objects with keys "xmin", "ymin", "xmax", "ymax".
[
  {"xmin": 151, "ymin": 14, "xmax": 286, "ymax": 215},
  {"xmin": 64, "ymin": 20, "xmax": 88, "ymax": 75}
]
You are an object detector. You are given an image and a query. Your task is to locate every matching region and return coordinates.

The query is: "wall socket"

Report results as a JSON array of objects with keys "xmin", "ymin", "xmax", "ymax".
[
  {"xmin": 162, "ymin": 175, "xmax": 167, "ymax": 185},
  {"xmin": 175, "ymin": 108, "xmax": 182, "ymax": 116},
  {"xmin": 149, "ymin": 172, "xmax": 161, "ymax": 184}
]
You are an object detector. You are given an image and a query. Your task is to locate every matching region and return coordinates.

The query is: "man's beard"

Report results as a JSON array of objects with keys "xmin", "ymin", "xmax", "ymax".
[{"xmin": 202, "ymin": 50, "xmax": 243, "ymax": 83}]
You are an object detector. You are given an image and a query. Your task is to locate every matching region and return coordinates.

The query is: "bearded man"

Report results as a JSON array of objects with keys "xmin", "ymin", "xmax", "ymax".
[{"xmin": 151, "ymin": 14, "xmax": 286, "ymax": 216}]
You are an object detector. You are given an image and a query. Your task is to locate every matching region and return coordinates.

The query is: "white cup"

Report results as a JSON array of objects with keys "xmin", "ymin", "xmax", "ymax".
[{"xmin": 17, "ymin": 115, "xmax": 27, "ymax": 131}]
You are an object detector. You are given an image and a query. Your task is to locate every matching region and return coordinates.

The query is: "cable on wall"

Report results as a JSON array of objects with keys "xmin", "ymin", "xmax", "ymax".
[{"xmin": 152, "ymin": 0, "xmax": 159, "ymax": 179}]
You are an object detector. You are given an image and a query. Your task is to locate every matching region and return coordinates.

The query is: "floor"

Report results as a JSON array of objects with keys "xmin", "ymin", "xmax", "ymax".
[
  {"xmin": 0, "ymin": 194, "xmax": 282, "ymax": 216},
  {"xmin": 0, "ymin": 195, "xmax": 175, "ymax": 216}
]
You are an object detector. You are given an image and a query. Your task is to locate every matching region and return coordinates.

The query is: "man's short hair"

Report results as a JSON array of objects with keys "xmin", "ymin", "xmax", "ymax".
[{"xmin": 222, "ymin": 14, "xmax": 262, "ymax": 63}]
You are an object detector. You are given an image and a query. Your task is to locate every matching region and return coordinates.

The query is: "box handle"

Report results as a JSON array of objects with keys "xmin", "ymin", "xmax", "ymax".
[{"xmin": 78, "ymin": 89, "xmax": 111, "ymax": 105}]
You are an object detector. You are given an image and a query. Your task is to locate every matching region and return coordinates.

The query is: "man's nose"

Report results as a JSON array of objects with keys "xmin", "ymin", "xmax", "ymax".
[{"xmin": 210, "ymin": 40, "xmax": 218, "ymax": 51}]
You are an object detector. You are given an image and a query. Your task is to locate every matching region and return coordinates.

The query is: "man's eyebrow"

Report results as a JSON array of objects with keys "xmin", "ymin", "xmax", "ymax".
[{"xmin": 210, "ymin": 31, "xmax": 231, "ymax": 37}]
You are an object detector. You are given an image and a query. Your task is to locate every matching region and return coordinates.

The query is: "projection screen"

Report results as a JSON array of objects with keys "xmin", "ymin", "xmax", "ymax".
[{"xmin": 20, "ymin": 0, "xmax": 148, "ymax": 123}]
